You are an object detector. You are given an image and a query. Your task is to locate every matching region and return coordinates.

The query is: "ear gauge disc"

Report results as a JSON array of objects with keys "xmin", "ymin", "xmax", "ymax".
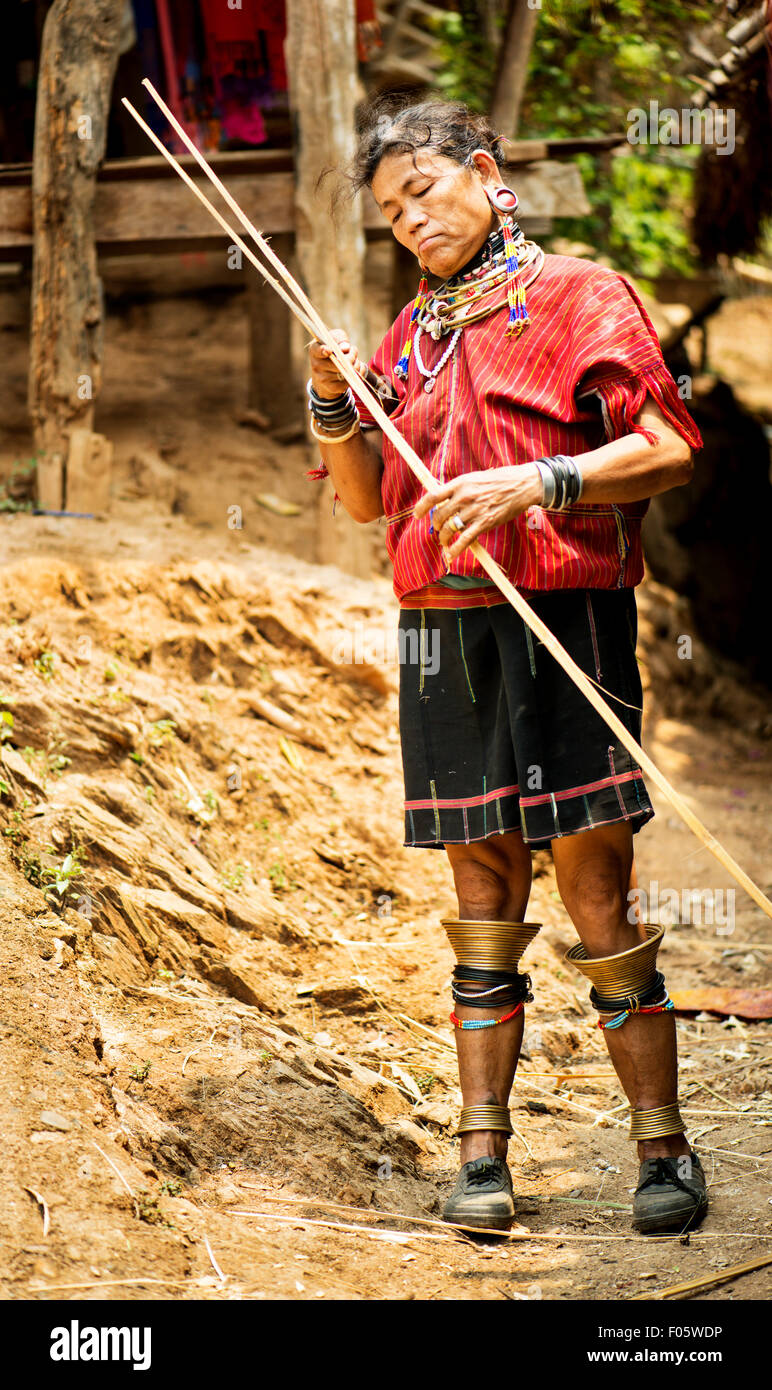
[{"xmin": 485, "ymin": 184, "xmax": 519, "ymax": 215}]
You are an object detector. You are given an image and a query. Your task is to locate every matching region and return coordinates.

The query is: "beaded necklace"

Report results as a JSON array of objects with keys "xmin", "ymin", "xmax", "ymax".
[
  {"xmin": 394, "ymin": 219, "xmax": 544, "ymax": 388},
  {"xmin": 412, "ymin": 326, "xmax": 463, "ymax": 393}
]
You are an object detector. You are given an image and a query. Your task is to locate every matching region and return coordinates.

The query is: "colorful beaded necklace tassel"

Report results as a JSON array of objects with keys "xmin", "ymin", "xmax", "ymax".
[
  {"xmin": 502, "ymin": 218, "xmax": 529, "ymax": 336},
  {"xmin": 394, "ymin": 271, "xmax": 429, "ymax": 380}
]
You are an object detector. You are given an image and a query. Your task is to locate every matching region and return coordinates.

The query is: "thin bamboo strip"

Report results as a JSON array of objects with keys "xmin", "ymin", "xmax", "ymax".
[
  {"xmin": 141, "ymin": 80, "xmax": 332, "ymax": 341},
  {"xmin": 682, "ymin": 1109, "xmax": 771, "ymax": 1118},
  {"xmin": 125, "ymin": 87, "xmax": 772, "ymax": 921},
  {"xmin": 683, "ymin": 1078, "xmax": 747, "ymax": 1110},
  {"xmin": 230, "ymin": 1209, "xmax": 454, "ymax": 1245},
  {"xmin": 689, "ymin": 1054, "xmax": 772, "ymax": 1087},
  {"xmin": 630, "ymin": 1252, "xmax": 772, "ymax": 1301},
  {"xmin": 230, "ymin": 1209, "xmax": 772, "ymax": 1244}
]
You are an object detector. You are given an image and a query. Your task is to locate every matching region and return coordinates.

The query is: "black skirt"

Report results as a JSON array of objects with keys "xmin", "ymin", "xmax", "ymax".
[{"xmin": 398, "ymin": 588, "xmax": 654, "ymax": 849}]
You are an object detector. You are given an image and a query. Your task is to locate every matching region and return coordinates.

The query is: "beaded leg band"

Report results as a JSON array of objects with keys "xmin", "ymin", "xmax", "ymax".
[
  {"xmin": 450, "ymin": 1003, "xmax": 525, "ymax": 1031},
  {"xmin": 458, "ymin": 1104, "xmax": 514, "ymax": 1135}
]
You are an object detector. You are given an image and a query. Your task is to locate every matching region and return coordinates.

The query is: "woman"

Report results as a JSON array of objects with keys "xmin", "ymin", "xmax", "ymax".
[{"xmin": 307, "ymin": 99, "xmax": 707, "ymax": 1235}]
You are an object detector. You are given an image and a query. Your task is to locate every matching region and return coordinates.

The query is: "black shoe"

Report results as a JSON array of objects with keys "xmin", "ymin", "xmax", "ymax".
[
  {"xmin": 632, "ymin": 1151, "xmax": 708, "ymax": 1234},
  {"xmin": 442, "ymin": 1157, "xmax": 515, "ymax": 1232}
]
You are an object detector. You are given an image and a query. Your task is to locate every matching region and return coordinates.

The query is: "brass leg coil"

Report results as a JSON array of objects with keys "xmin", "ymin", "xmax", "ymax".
[
  {"xmin": 628, "ymin": 1103, "xmax": 686, "ymax": 1141},
  {"xmin": 442, "ymin": 919, "xmax": 541, "ymax": 971},
  {"xmin": 564, "ymin": 925, "xmax": 664, "ymax": 998},
  {"xmin": 458, "ymin": 1104, "xmax": 514, "ymax": 1135}
]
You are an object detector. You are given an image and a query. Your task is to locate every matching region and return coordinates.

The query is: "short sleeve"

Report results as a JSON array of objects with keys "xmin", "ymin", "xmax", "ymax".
[{"xmin": 571, "ymin": 268, "xmax": 702, "ymax": 451}]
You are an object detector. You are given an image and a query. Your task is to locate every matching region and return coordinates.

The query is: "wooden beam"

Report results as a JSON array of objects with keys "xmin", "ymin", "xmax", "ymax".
[
  {"xmin": 0, "ymin": 134, "xmax": 620, "ymax": 188},
  {"xmin": 65, "ymin": 426, "xmax": 113, "ymax": 513},
  {"xmin": 286, "ymin": 0, "xmax": 372, "ymax": 580},
  {"xmin": 0, "ymin": 150, "xmax": 294, "ymax": 186},
  {"xmin": 0, "ymin": 152, "xmax": 586, "ymax": 262}
]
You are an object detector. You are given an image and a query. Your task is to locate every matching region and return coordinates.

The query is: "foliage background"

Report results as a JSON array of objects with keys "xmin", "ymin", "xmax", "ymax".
[{"xmin": 434, "ymin": 0, "xmax": 717, "ymax": 279}]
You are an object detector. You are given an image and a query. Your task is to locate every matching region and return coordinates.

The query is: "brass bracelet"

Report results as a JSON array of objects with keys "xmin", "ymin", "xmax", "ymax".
[
  {"xmin": 309, "ymin": 416, "xmax": 361, "ymax": 445},
  {"xmin": 628, "ymin": 1102, "xmax": 686, "ymax": 1140},
  {"xmin": 458, "ymin": 1104, "xmax": 513, "ymax": 1135}
]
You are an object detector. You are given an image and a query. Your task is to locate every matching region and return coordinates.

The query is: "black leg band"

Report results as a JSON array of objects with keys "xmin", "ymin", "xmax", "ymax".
[
  {"xmin": 452, "ymin": 966, "xmax": 533, "ymax": 1008},
  {"xmin": 589, "ymin": 971, "xmax": 668, "ymax": 1015}
]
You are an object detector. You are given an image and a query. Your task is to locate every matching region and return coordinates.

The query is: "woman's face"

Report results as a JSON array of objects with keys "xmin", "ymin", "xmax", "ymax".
[{"xmin": 371, "ymin": 148, "xmax": 500, "ymax": 279}]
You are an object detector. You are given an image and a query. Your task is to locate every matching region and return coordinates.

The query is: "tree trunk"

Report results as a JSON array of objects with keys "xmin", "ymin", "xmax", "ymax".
[
  {"xmin": 286, "ymin": 0, "xmax": 372, "ymax": 578},
  {"xmin": 489, "ymin": 0, "xmax": 539, "ymax": 140},
  {"xmin": 29, "ymin": 0, "xmax": 127, "ymax": 506}
]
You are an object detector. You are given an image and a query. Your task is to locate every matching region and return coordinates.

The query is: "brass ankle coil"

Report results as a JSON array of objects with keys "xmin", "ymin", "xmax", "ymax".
[
  {"xmin": 628, "ymin": 1103, "xmax": 686, "ymax": 1140},
  {"xmin": 564, "ymin": 925, "xmax": 664, "ymax": 1000},
  {"xmin": 458, "ymin": 1104, "xmax": 513, "ymax": 1135}
]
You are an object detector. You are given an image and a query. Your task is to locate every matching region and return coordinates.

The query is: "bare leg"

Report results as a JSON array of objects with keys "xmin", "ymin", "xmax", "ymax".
[
  {"xmin": 445, "ymin": 832, "xmax": 532, "ymax": 1163},
  {"xmin": 551, "ymin": 823, "xmax": 689, "ymax": 1162}
]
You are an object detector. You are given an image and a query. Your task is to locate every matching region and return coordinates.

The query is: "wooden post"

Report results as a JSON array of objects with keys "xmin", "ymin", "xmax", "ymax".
[
  {"xmin": 28, "ymin": 0, "xmax": 127, "ymax": 508},
  {"xmin": 247, "ymin": 232, "xmax": 299, "ymax": 427},
  {"xmin": 65, "ymin": 428, "xmax": 113, "ymax": 513},
  {"xmin": 392, "ymin": 237, "xmax": 419, "ymax": 323},
  {"xmin": 286, "ymin": 0, "xmax": 372, "ymax": 578},
  {"xmin": 489, "ymin": 0, "xmax": 540, "ymax": 139}
]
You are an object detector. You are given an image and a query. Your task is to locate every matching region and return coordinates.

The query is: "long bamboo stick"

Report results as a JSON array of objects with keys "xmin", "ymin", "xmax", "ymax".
[
  {"xmin": 122, "ymin": 89, "xmax": 772, "ymax": 921},
  {"xmin": 121, "ymin": 101, "xmax": 320, "ymax": 340}
]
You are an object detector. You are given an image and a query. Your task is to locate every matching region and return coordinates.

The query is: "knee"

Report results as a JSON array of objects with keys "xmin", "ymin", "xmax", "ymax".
[
  {"xmin": 560, "ymin": 858, "xmax": 628, "ymax": 935},
  {"xmin": 451, "ymin": 857, "xmax": 512, "ymax": 920}
]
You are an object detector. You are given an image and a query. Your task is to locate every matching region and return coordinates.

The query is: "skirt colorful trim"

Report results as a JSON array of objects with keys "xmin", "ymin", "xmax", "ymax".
[{"xmin": 398, "ymin": 588, "xmax": 654, "ymax": 849}]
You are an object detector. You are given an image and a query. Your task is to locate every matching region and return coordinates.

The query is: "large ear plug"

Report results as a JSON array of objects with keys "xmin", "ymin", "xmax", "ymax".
[{"xmin": 485, "ymin": 184, "xmax": 519, "ymax": 215}]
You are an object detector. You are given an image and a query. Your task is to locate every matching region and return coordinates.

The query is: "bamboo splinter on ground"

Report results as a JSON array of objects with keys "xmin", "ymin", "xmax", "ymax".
[{"xmin": 122, "ymin": 86, "xmax": 772, "ymax": 922}]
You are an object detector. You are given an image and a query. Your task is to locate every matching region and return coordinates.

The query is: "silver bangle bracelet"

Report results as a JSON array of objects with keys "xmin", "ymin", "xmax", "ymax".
[
  {"xmin": 309, "ymin": 416, "xmax": 362, "ymax": 445},
  {"xmin": 306, "ymin": 377, "xmax": 348, "ymax": 407},
  {"xmin": 534, "ymin": 455, "xmax": 584, "ymax": 510},
  {"xmin": 534, "ymin": 460, "xmax": 556, "ymax": 509}
]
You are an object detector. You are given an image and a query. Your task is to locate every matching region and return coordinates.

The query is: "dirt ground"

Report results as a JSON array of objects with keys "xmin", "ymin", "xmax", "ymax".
[{"xmin": 0, "ymin": 259, "xmax": 770, "ymax": 1303}]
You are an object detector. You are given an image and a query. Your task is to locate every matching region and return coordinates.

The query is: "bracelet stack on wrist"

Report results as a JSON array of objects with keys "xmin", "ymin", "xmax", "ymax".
[
  {"xmin": 533, "ymin": 454, "xmax": 583, "ymax": 510},
  {"xmin": 307, "ymin": 379, "xmax": 361, "ymax": 444}
]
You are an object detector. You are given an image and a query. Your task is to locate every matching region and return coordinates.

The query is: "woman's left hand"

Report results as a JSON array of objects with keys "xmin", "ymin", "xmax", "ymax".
[{"xmin": 414, "ymin": 464, "xmax": 542, "ymax": 559}]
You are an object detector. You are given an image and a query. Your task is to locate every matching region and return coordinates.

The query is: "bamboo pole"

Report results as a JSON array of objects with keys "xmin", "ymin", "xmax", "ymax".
[{"xmin": 122, "ymin": 90, "xmax": 772, "ymax": 922}]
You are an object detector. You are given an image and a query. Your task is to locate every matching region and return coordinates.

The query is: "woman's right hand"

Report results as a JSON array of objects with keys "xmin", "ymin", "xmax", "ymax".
[{"xmin": 308, "ymin": 329, "xmax": 366, "ymax": 400}]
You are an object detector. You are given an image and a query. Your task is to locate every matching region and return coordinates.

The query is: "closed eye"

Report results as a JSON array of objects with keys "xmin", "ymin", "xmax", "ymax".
[{"xmin": 391, "ymin": 182, "xmax": 433, "ymax": 225}]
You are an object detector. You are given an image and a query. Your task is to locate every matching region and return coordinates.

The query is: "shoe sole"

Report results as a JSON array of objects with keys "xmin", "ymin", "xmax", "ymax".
[
  {"xmin": 443, "ymin": 1212, "xmax": 514, "ymax": 1233},
  {"xmin": 632, "ymin": 1200, "xmax": 708, "ymax": 1235}
]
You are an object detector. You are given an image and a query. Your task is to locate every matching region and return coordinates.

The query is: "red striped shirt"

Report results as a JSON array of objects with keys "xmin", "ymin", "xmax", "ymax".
[{"xmin": 311, "ymin": 254, "xmax": 702, "ymax": 602}]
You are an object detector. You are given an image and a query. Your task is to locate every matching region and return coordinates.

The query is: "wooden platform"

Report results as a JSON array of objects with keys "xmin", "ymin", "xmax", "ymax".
[{"xmin": 0, "ymin": 142, "xmax": 602, "ymax": 262}]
